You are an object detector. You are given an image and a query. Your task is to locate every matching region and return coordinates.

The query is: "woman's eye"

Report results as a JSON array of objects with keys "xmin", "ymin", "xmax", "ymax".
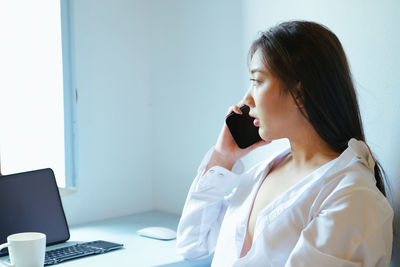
[{"xmin": 250, "ymin": 78, "xmax": 261, "ymax": 86}]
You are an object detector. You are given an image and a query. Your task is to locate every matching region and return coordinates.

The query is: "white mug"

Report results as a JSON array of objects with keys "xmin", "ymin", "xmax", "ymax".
[{"xmin": 0, "ymin": 232, "xmax": 46, "ymax": 267}]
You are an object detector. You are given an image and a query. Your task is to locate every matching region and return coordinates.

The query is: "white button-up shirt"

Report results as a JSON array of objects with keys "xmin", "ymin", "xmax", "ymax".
[{"xmin": 176, "ymin": 139, "xmax": 393, "ymax": 266}]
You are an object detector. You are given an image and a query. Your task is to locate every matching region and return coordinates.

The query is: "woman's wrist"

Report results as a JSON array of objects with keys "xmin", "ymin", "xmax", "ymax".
[{"xmin": 203, "ymin": 148, "xmax": 238, "ymax": 174}]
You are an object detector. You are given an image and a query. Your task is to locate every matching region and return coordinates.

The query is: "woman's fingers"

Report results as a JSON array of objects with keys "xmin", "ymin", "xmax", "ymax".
[
  {"xmin": 226, "ymin": 102, "xmax": 247, "ymax": 117},
  {"xmin": 226, "ymin": 105, "xmax": 242, "ymax": 116},
  {"xmin": 233, "ymin": 105, "xmax": 242, "ymax": 114}
]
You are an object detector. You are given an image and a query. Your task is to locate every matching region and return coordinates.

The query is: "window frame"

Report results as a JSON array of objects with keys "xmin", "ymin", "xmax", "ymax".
[{"xmin": 60, "ymin": 0, "xmax": 77, "ymax": 188}]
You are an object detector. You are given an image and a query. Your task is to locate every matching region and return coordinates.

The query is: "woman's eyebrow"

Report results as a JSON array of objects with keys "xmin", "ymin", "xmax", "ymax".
[{"xmin": 250, "ymin": 68, "xmax": 267, "ymax": 74}]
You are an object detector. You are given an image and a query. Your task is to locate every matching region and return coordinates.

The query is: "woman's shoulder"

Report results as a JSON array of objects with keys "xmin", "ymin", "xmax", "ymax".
[
  {"xmin": 317, "ymin": 157, "xmax": 393, "ymax": 219},
  {"xmin": 323, "ymin": 156, "xmax": 380, "ymax": 194}
]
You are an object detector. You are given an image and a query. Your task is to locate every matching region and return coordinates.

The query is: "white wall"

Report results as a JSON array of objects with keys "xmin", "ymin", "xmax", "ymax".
[
  {"xmin": 61, "ymin": 0, "xmax": 154, "ymax": 225},
  {"xmin": 148, "ymin": 0, "xmax": 245, "ymax": 213}
]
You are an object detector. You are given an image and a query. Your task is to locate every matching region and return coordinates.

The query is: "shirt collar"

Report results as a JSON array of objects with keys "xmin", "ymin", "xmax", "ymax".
[{"xmin": 347, "ymin": 138, "xmax": 376, "ymax": 172}]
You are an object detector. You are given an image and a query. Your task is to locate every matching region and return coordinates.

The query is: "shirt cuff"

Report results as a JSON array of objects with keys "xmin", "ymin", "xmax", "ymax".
[{"xmin": 194, "ymin": 147, "xmax": 245, "ymax": 196}]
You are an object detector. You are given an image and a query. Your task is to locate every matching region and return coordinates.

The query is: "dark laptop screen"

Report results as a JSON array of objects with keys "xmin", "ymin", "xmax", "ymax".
[{"xmin": 0, "ymin": 168, "xmax": 70, "ymax": 256}]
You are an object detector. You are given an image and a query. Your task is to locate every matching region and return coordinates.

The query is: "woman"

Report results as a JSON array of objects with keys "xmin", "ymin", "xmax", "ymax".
[{"xmin": 176, "ymin": 21, "xmax": 393, "ymax": 266}]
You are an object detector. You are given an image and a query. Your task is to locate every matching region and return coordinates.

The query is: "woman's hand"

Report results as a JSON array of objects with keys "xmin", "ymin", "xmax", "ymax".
[{"xmin": 203, "ymin": 104, "xmax": 270, "ymax": 174}]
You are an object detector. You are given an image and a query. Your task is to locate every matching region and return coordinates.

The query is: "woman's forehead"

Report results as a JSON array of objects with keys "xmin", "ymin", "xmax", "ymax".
[{"xmin": 250, "ymin": 49, "xmax": 268, "ymax": 74}]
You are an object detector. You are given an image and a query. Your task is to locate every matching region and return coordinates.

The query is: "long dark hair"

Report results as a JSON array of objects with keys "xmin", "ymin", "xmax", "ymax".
[{"xmin": 249, "ymin": 21, "xmax": 388, "ymax": 197}]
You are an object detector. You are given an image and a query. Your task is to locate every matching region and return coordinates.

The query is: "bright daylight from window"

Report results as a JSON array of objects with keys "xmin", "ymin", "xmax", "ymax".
[{"xmin": 0, "ymin": 0, "xmax": 66, "ymax": 187}]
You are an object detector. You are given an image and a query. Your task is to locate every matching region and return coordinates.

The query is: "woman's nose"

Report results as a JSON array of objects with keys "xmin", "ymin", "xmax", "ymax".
[{"xmin": 242, "ymin": 88, "xmax": 255, "ymax": 107}]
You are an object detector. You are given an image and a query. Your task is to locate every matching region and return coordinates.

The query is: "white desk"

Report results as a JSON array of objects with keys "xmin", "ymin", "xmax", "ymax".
[
  {"xmin": 1, "ymin": 211, "xmax": 212, "ymax": 267},
  {"xmin": 58, "ymin": 211, "xmax": 211, "ymax": 266}
]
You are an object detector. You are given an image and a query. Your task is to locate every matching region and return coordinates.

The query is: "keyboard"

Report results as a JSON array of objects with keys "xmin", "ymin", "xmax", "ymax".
[{"xmin": 44, "ymin": 240, "xmax": 124, "ymax": 265}]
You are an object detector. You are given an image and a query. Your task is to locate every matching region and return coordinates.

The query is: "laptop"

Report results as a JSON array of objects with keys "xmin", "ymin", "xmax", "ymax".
[{"xmin": 0, "ymin": 168, "xmax": 123, "ymax": 265}]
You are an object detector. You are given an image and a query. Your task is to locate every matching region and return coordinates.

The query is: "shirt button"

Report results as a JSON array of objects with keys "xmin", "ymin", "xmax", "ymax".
[
  {"xmin": 318, "ymin": 210, "xmax": 327, "ymax": 216},
  {"xmin": 209, "ymin": 169, "xmax": 215, "ymax": 174},
  {"xmin": 218, "ymin": 173, "xmax": 224, "ymax": 177}
]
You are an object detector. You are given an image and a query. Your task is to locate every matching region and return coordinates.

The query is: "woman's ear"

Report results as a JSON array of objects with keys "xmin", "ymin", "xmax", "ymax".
[
  {"xmin": 290, "ymin": 82, "xmax": 309, "ymax": 119},
  {"xmin": 292, "ymin": 82, "xmax": 304, "ymax": 107}
]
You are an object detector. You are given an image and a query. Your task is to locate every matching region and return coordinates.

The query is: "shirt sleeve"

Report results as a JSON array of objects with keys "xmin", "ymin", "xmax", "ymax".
[
  {"xmin": 176, "ymin": 147, "xmax": 245, "ymax": 260},
  {"xmin": 284, "ymin": 187, "xmax": 394, "ymax": 267}
]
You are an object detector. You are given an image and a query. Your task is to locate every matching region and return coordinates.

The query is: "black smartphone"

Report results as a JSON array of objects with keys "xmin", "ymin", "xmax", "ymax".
[{"xmin": 225, "ymin": 105, "xmax": 262, "ymax": 149}]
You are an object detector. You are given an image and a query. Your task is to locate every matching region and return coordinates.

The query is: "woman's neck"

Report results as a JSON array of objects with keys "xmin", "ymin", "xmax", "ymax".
[{"xmin": 288, "ymin": 124, "xmax": 340, "ymax": 169}]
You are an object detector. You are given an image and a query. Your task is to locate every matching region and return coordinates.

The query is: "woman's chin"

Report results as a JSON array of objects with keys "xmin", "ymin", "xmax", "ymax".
[
  {"xmin": 258, "ymin": 128, "xmax": 268, "ymax": 140},
  {"xmin": 259, "ymin": 128, "xmax": 274, "ymax": 142}
]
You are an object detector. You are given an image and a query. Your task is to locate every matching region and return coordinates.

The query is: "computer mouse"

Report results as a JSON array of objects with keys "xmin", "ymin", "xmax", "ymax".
[{"xmin": 136, "ymin": 227, "xmax": 177, "ymax": 240}]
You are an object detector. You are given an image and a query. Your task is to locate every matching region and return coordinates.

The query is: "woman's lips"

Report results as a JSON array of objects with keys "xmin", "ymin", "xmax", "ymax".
[
  {"xmin": 249, "ymin": 112, "xmax": 259, "ymax": 127},
  {"xmin": 253, "ymin": 118, "xmax": 260, "ymax": 127}
]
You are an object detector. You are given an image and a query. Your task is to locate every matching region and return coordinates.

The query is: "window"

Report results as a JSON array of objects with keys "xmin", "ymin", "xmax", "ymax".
[{"xmin": 0, "ymin": 0, "xmax": 73, "ymax": 187}]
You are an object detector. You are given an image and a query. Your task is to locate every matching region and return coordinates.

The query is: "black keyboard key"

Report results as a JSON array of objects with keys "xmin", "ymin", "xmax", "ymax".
[{"xmin": 44, "ymin": 241, "xmax": 123, "ymax": 266}]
